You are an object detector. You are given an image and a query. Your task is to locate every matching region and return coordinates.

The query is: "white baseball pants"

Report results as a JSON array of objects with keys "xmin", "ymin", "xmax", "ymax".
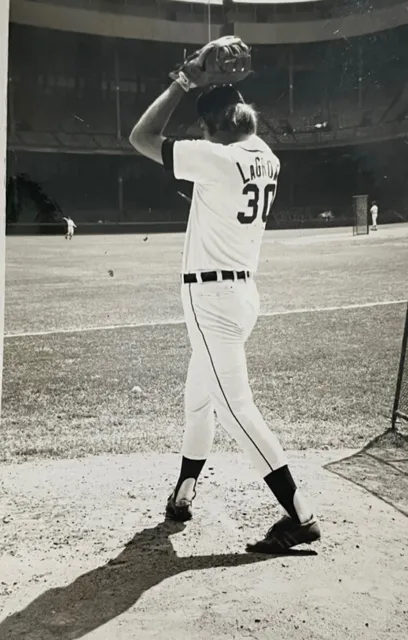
[
  {"xmin": 371, "ymin": 213, "xmax": 378, "ymax": 228},
  {"xmin": 181, "ymin": 276, "xmax": 288, "ymax": 478}
]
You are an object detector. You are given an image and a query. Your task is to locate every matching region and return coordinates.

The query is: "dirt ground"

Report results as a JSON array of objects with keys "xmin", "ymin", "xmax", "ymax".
[{"xmin": 1, "ymin": 450, "xmax": 407, "ymax": 640}]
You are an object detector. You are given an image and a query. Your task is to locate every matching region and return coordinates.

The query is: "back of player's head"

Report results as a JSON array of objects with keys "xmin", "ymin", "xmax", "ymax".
[
  {"xmin": 372, "ymin": 201, "xmax": 377, "ymax": 205},
  {"xmin": 196, "ymin": 85, "xmax": 257, "ymax": 139}
]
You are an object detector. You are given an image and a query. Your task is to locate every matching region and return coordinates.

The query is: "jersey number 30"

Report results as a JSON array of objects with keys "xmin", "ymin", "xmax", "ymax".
[{"xmin": 237, "ymin": 183, "xmax": 277, "ymax": 225}]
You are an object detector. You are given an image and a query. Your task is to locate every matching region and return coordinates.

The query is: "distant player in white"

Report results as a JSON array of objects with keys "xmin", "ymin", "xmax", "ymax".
[
  {"xmin": 130, "ymin": 80, "xmax": 320, "ymax": 552},
  {"xmin": 63, "ymin": 216, "xmax": 77, "ymax": 240},
  {"xmin": 370, "ymin": 201, "xmax": 378, "ymax": 230}
]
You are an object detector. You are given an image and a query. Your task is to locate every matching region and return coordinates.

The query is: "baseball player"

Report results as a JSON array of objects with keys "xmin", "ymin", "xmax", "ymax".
[
  {"xmin": 63, "ymin": 216, "xmax": 77, "ymax": 239},
  {"xmin": 370, "ymin": 201, "xmax": 378, "ymax": 230},
  {"xmin": 129, "ymin": 37, "xmax": 321, "ymax": 553}
]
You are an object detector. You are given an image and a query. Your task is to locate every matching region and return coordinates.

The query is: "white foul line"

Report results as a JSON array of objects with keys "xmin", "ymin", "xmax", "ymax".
[{"xmin": 4, "ymin": 298, "xmax": 407, "ymax": 340}]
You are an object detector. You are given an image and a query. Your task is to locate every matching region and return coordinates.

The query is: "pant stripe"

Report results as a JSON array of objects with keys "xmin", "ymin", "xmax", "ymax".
[{"xmin": 188, "ymin": 284, "xmax": 273, "ymax": 473}]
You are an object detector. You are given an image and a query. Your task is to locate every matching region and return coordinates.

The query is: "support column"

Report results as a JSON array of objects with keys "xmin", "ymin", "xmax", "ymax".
[
  {"xmin": 357, "ymin": 44, "xmax": 364, "ymax": 110},
  {"xmin": 289, "ymin": 50, "xmax": 294, "ymax": 116},
  {"xmin": 114, "ymin": 41, "xmax": 122, "ymax": 141},
  {"xmin": 222, "ymin": 0, "xmax": 234, "ymax": 37}
]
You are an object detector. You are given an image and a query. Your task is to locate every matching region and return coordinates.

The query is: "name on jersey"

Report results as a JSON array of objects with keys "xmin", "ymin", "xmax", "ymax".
[{"xmin": 236, "ymin": 157, "xmax": 276, "ymax": 184}]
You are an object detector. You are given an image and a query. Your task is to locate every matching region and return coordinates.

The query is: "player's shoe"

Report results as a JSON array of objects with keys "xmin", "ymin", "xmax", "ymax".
[
  {"xmin": 165, "ymin": 490, "xmax": 195, "ymax": 522},
  {"xmin": 246, "ymin": 515, "xmax": 321, "ymax": 554}
]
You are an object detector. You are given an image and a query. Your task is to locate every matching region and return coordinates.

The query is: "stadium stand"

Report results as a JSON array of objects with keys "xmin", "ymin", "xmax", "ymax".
[{"xmin": 6, "ymin": 1, "xmax": 408, "ymax": 231}]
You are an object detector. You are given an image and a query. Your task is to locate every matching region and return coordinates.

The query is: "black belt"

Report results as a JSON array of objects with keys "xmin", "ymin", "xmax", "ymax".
[{"xmin": 183, "ymin": 270, "xmax": 250, "ymax": 284}]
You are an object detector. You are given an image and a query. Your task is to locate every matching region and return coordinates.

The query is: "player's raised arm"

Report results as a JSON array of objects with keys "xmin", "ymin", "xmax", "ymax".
[{"xmin": 128, "ymin": 81, "xmax": 185, "ymax": 165}]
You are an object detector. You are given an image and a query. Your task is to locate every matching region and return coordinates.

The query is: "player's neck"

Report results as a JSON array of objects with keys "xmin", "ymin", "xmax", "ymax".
[{"xmin": 209, "ymin": 131, "xmax": 252, "ymax": 146}]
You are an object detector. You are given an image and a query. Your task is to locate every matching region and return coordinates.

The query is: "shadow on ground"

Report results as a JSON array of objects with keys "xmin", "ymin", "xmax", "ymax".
[
  {"xmin": 0, "ymin": 518, "xmax": 316, "ymax": 639},
  {"xmin": 326, "ymin": 427, "xmax": 408, "ymax": 517}
]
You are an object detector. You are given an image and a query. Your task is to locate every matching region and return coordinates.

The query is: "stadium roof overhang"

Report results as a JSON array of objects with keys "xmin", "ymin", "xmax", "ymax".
[
  {"xmin": 175, "ymin": 1, "xmax": 322, "ymax": 4},
  {"xmin": 10, "ymin": 0, "xmax": 408, "ymax": 44}
]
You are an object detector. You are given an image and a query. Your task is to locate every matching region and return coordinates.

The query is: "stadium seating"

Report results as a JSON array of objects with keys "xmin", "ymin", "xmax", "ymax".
[{"xmin": 8, "ymin": 21, "xmax": 408, "ymax": 152}]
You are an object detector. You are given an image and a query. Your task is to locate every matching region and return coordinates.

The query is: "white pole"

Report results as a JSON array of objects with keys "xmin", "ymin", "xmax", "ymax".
[
  {"xmin": 208, "ymin": 0, "xmax": 211, "ymax": 42},
  {"xmin": 0, "ymin": 0, "xmax": 10, "ymax": 418}
]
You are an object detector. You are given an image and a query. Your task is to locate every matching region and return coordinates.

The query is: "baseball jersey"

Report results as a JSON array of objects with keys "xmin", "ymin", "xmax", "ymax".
[
  {"xmin": 162, "ymin": 135, "xmax": 280, "ymax": 274},
  {"xmin": 370, "ymin": 205, "xmax": 378, "ymax": 216},
  {"xmin": 64, "ymin": 218, "xmax": 76, "ymax": 232}
]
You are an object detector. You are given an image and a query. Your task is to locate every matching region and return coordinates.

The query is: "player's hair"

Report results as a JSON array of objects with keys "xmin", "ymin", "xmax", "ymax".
[{"xmin": 203, "ymin": 102, "xmax": 258, "ymax": 137}]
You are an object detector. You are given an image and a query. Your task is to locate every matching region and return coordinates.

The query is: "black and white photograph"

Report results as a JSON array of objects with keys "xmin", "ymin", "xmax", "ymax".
[{"xmin": 1, "ymin": 1, "xmax": 408, "ymax": 638}]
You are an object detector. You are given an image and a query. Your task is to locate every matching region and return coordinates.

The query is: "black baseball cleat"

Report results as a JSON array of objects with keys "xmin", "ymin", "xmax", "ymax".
[
  {"xmin": 246, "ymin": 515, "xmax": 321, "ymax": 554},
  {"xmin": 165, "ymin": 492, "xmax": 194, "ymax": 522}
]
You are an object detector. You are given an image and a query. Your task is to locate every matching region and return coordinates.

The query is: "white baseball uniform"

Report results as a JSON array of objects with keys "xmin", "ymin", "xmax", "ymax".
[
  {"xmin": 370, "ymin": 204, "xmax": 378, "ymax": 229},
  {"xmin": 63, "ymin": 217, "xmax": 77, "ymax": 238},
  {"xmin": 162, "ymin": 135, "xmax": 288, "ymax": 478}
]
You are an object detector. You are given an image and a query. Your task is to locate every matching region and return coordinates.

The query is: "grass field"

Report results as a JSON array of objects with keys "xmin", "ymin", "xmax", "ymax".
[{"xmin": 2, "ymin": 224, "xmax": 408, "ymax": 461}]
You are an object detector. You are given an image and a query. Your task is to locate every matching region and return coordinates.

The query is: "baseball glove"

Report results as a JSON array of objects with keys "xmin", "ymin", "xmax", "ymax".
[{"xmin": 169, "ymin": 36, "xmax": 252, "ymax": 92}]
